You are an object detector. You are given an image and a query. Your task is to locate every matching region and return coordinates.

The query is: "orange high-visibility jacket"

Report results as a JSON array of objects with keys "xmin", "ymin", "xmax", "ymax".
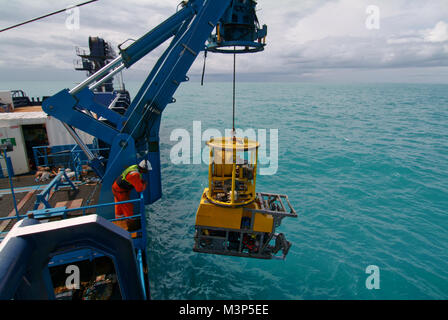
[
  {"xmin": 114, "ymin": 165, "xmax": 147, "ymax": 193},
  {"xmin": 112, "ymin": 166, "xmax": 147, "ymax": 219}
]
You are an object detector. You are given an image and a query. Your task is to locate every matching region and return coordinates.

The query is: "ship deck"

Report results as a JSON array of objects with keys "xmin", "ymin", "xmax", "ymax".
[
  {"xmin": 0, "ymin": 173, "xmax": 101, "ymax": 234},
  {"xmin": 0, "ymin": 171, "xmax": 150, "ymax": 300},
  {"xmin": 12, "ymin": 106, "xmax": 43, "ymax": 112}
]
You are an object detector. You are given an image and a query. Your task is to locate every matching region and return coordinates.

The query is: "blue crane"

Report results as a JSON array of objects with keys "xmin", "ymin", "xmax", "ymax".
[
  {"xmin": 42, "ymin": 0, "xmax": 267, "ymax": 218},
  {"xmin": 0, "ymin": 0, "xmax": 272, "ymax": 300}
]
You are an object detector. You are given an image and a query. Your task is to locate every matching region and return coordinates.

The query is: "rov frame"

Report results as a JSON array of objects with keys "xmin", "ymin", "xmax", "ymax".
[
  {"xmin": 194, "ymin": 193, "xmax": 297, "ymax": 259},
  {"xmin": 194, "ymin": 138, "xmax": 297, "ymax": 260}
]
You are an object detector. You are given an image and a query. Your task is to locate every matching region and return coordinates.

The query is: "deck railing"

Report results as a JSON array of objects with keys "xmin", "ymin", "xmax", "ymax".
[
  {"xmin": 32, "ymin": 170, "xmax": 78, "ymax": 210},
  {"xmin": 32, "ymin": 145, "xmax": 109, "ymax": 177},
  {"xmin": 0, "ymin": 193, "xmax": 146, "ymax": 242}
]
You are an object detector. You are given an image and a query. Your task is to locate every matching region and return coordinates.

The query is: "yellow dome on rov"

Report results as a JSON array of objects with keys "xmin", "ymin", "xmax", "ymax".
[
  {"xmin": 205, "ymin": 137, "xmax": 259, "ymax": 207},
  {"xmin": 206, "ymin": 137, "xmax": 259, "ymax": 150}
]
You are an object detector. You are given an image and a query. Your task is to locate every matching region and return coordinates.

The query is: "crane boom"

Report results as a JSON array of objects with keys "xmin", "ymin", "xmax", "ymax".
[{"xmin": 42, "ymin": 0, "xmax": 267, "ymax": 217}]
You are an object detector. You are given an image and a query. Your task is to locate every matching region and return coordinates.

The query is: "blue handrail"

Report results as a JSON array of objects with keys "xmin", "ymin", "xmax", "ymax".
[
  {"xmin": 0, "ymin": 194, "xmax": 145, "ymax": 233},
  {"xmin": 33, "ymin": 170, "xmax": 77, "ymax": 210},
  {"xmin": 32, "ymin": 145, "xmax": 109, "ymax": 176}
]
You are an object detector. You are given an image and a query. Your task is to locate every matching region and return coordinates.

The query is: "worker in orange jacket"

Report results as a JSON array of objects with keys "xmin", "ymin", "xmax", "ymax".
[{"xmin": 112, "ymin": 160, "xmax": 151, "ymax": 227}]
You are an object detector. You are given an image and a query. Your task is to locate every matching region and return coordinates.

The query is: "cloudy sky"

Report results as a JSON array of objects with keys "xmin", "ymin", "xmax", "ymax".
[{"xmin": 1, "ymin": 0, "xmax": 448, "ymax": 83}]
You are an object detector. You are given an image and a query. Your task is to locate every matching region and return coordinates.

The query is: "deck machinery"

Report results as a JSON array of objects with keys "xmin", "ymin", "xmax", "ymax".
[{"xmin": 194, "ymin": 137, "xmax": 297, "ymax": 259}]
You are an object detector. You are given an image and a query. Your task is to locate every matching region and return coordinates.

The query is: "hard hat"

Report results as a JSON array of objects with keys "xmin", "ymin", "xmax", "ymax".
[{"xmin": 138, "ymin": 159, "xmax": 152, "ymax": 173}]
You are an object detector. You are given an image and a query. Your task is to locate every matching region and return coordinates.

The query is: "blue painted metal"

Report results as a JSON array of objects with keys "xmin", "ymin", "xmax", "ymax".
[
  {"xmin": 76, "ymin": 88, "xmax": 125, "ymax": 127},
  {"xmin": 5, "ymin": 154, "xmax": 14, "ymax": 177},
  {"xmin": 41, "ymin": 0, "xmax": 238, "ymax": 210},
  {"xmin": 33, "ymin": 144, "xmax": 108, "ymax": 179},
  {"xmin": 0, "ymin": 215, "xmax": 145, "ymax": 300},
  {"xmin": 0, "ymin": 191, "xmax": 149, "ymax": 298},
  {"xmin": 120, "ymin": 4, "xmax": 196, "ymax": 67},
  {"xmin": 43, "ymin": 89, "xmax": 120, "ymax": 146},
  {"xmin": 0, "ymin": 195, "xmax": 143, "ymax": 227},
  {"xmin": 0, "ymin": 218, "xmax": 46, "ymax": 299},
  {"xmin": 0, "ymin": 142, "xmax": 150, "ymax": 298},
  {"xmin": 0, "ymin": 155, "xmax": 3, "ymax": 179},
  {"xmin": 0, "ymin": 184, "xmax": 67, "ymax": 196},
  {"xmin": 11, "ymin": 1, "xmax": 268, "ymax": 299},
  {"xmin": 71, "ymin": 145, "xmax": 82, "ymax": 180},
  {"xmin": 48, "ymin": 248, "xmax": 103, "ymax": 267},
  {"xmin": 30, "ymin": 206, "xmax": 68, "ymax": 220},
  {"xmin": 2, "ymin": 150, "xmax": 19, "ymax": 219},
  {"xmin": 136, "ymin": 249, "xmax": 146, "ymax": 300},
  {"xmin": 207, "ymin": 0, "xmax": 267, "ymax": 54},
  {"xmin": 33, "ymin": 170, "xmax": 77, "ymax": 210},
  {"xmin": 92, "ymin": 91, "xmax": 117, "ymax": 106},
  {"xmin": 97, "ymin": 132, "xmax": 137, "ymax": 218},
  {"xmin": 0, "ymin": 213, "xmax": 27, "ymax": 224},
  {"xmin": 118, "ymin": 0, "xmax": 233, "ymax": 205}
]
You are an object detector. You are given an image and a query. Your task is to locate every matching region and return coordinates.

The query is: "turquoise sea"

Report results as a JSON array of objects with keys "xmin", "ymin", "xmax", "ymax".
[{"xmin": 2, "ymin": 81, "xmax": 448, "ymax": 299}]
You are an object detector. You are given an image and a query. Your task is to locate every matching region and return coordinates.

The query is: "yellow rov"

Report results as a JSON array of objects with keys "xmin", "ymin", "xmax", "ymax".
[{"xmin": 194, "ymin": 137, "xmax": 297, "ymax": 259}]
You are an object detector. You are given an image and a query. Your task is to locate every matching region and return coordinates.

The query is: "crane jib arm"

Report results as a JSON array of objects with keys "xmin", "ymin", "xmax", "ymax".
[{"xmin": 41, "ymin": 0, "xmax": 265, "ymax": 211}]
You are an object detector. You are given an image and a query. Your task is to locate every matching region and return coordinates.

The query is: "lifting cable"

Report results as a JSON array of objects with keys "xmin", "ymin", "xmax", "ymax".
[
  {"xmin": 201, "ymin": 49, "xmax": 207, "ymax": 86},
  {"xmin": 0, "ymin": 0, "xmax": 98, "ymax": 33},
  {"xmin": 86, "ymin": 177, "xmax": 101, "ymax": 208},
  {"xmin": 232, "ymin": 48, "xmax": 236, "ymax": 134}
]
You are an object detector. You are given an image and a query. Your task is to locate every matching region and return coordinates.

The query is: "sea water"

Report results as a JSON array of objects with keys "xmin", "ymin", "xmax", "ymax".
[
  {"xmin": 3, "ymin": 81, "xmax": 447, "ymax": 299},
  {"xmin": 147, "ymin": 82, "xmax": 448, "ymax": 300}
]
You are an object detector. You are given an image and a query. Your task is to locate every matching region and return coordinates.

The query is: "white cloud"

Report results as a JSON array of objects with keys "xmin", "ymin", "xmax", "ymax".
[
  {"xmin": 276, "ymin": 0, "xmax": 448, "ymax": 75},
  {"xmin": 425, "ymin": 21, "xmax": 448, "ymax": 43},
  {"xmin": 0, "ymin": 0, "xmax": 448, "ymax": 82},
  {"xmin": 286, "ymin": 0, "xmax": 367, "ymax": 45}
]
